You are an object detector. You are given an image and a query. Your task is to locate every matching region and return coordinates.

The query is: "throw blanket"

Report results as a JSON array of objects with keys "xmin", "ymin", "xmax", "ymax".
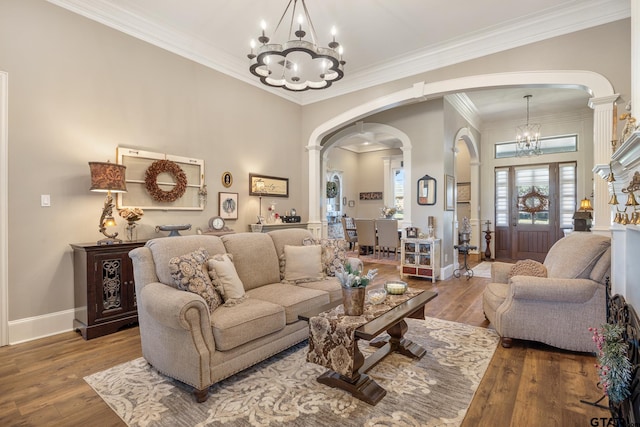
[{"xmin": 307, "ymin": 288, "xmax": 424, "ymax": 376}]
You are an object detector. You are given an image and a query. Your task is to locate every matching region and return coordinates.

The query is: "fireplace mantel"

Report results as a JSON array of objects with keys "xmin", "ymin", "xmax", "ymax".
[{"xmin": 599, "ymin": 130, "xmax": 640, "ymax": 309}]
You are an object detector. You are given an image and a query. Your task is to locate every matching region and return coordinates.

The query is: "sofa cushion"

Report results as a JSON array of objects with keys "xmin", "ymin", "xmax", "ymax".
[
  {"xmin": 282, "ymin": 244, "xmax": 324, "ymax": 284},
  {"xmin": 589, "ymin": 246, "xmax": 611, "ymax": 283},
  {"xmin": 147, "ymin": 235, "xmax": 227, "ymax": 287},
  {"xmin": 207, "ymin": 253, "xmax": 245, "ymax": 303},
  {"xmin": 221, "ymin": 233, "xmax": 281, "ymax": 290},
  {"xmin": 168, "ymin": 248, "xmax": 222, "ymax": 314},
  {"xmin": 543, "ymin": 233, "xmax": 610, "ymax": 279},
  {"xmin": 247, "ymin": 283, "xmax": 329, "ymax": 324},
  {"xmin": 210, "ymin": 298, "xmax": 285, "ymax": 351},
  {"xmin": 297, "ymin": 278, "xmax": 343, "ymax": 302},
  {"xmin": 507, "ymin": 259, "xmax": 547, "ymax": 280}
]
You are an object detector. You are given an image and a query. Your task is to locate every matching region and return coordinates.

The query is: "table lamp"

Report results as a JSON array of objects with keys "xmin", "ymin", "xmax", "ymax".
[
  {"xmin": 572, "ymin": 197, "xmax": 593, "ymax": 232},
  {"xmin": 89, "ymin": 161, "xmax": 127, "ymax": 245},
  {"xmin": 255, "ymin": 179, "xmax": 265, "ymax": 223}
]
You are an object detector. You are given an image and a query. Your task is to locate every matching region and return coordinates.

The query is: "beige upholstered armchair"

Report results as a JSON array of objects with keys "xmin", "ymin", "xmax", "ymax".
[{"xmin": 483, "ymin": 232, "xmax": 611, "ymax": 352}]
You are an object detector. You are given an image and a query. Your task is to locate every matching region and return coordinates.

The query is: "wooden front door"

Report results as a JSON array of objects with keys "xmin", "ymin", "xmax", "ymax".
[{"xmin": 495, "ymin": 164, "xmax": 565, "ymax": 262}]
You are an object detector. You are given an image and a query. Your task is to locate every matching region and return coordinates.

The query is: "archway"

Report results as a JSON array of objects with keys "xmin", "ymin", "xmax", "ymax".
[
  {"xmin": 453, "ymin": 127, "xmax": 482, "ymax": 260},
  {"xmin": 320, "ymin": 122, "xmax": 412, "ymax": 237},
  {"xmin": 306, "ymin": 71, "xmax": 617, "ymax": 241}
]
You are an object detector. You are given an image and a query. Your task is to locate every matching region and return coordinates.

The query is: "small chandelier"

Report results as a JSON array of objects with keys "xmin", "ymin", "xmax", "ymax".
[
  {"xmin": 516, "ymin": 95, "xmax": 542, "ymax": 157},
  {"xmin": 247, "ymin": 0, "xmax": 345, "ymax": 91}
]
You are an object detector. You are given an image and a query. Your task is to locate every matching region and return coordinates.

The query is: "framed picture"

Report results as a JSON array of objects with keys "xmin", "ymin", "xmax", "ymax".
[
  {"xmin": 221, "ymin": 171, "xmax": 233, "ymax": 188},
  {"xmin": 342, "ymin": 196, "xmax": 347, "ymax": 206},
  {"xmin": 445, "ymin": 175, "xmax": 455, "ymax": 211},
  {"xmin": 457, "ymin": 182, "xmax": 471, "ymax": 203},
  {"xmin": 359, "ymin": 191, "xmax": 383, "ymax": 200},
  {"xmin": 218, "ymin": 192, "xmax": 238, "ymax": 219},
  {"xmin": 249, "ymin": 173, "xmax": 289, "ymax": 197}
]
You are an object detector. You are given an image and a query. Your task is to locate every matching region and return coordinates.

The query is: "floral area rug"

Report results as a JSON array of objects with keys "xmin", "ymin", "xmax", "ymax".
[
  {"xmin": 471, "ymin": 262, "xmax": 492, "ymax": 279},
  {"xmin": 84, "ymin": 317, "xmax": 499, "ymax": 427}
]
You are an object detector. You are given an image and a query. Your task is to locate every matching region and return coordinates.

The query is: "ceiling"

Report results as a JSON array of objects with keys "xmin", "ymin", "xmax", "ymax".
[{"xmin": 48, "ymin": 0, "xmax": 629, "ymax": 151}]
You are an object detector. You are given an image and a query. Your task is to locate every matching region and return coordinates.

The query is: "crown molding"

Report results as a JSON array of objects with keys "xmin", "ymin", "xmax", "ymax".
[
  {"xmin": 47, "ymin": 0, "xmax": 630, "ymax": 106},
  {"xmin": 445, "ymin": 94, "xmax": 482, "ymax": 131}
]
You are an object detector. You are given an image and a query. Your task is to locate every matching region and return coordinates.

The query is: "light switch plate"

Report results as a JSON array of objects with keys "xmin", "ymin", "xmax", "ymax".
[{"xmin": 41, "ymin": 194, "xmax": 51, "ymax": 207}]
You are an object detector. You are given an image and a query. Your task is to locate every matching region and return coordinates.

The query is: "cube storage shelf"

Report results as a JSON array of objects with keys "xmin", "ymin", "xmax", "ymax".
[{"xmin": 400, "ymin": 238, "xmax": 441, "ymax": 283}]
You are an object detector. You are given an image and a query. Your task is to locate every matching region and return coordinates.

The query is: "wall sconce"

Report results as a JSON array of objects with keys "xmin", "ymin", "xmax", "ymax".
[{"xmin": 89, "ymin": 161, "xmax": 127, "ymax": 245}]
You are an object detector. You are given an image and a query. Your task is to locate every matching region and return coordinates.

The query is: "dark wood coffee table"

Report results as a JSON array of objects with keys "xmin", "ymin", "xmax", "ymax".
[{"xmin": 299, "ymin": 290, "xmax": 437, "ymax": 405}]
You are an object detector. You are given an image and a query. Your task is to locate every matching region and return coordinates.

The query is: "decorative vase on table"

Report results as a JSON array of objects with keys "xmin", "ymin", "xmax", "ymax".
[
  {"xmin": 125, "ymin": 221, "xmax": 138, "ymax": 242},
  {"xmin": 342, "ymin": 287, "xmax": 366, "ymax": 316},
  {"xmin": 118, "ymin": 207, "xmax": 144, "ymax": 242},
  {"xmin": 335, "ymin": 263, "xmax": 379, "ymax": 316}
]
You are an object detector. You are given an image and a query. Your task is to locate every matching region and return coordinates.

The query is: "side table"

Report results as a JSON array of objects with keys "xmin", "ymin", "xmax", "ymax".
[
  {"xmin": 70, "ymin": 240, "xmax": 146, "ymax": 339},
  {"xmin": 453, "ymin": 244, "xmax": 477, "ymax": 280}
]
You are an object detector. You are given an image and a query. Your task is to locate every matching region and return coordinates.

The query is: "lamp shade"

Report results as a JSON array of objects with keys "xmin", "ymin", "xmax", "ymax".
[
  {"xmin": 579, "ymin": 197, "xmax": 593, "ymax": 211},
  {"xmin": 89, "ymin": 161, "xmax": 127, "ymax": 193}
]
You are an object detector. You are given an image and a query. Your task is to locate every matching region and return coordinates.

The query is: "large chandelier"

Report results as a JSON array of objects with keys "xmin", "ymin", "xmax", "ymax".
[
  {"xmin": 515, "ymin": 94, "xmax": 542, "ymax": 157},
  {"xmin": 247, "ymin": 0, "xmax": 345, "ymax": 91}
]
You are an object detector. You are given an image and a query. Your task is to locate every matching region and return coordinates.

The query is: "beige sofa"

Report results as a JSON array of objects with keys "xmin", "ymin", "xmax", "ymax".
[
  {"xmin": 482, "ymin": 232, "xmax": 611, "ymax": 352},
  {"xmin": 129, "ymin": 228, "xmax": 360, "ymax": 402}
]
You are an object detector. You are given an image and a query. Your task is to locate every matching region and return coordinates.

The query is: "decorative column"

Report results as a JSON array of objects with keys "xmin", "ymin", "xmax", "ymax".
[
  {"xmin": 382, "ymin": 157, "xmax": 392, "ymax": 209},
  {"xmin": 306, "ymin": 142, "xmax": 322, "ymax": 238},
  {"xmin": 588, "ymin": 94, "xmax": 619, "ymax": 233},
  {"xmin": 633, "ymin": 0, "xmax": 639, "ymax": 124},
  {"xmin": 400, "ymin": 145, "xmax": 412, "ymax": 232}
]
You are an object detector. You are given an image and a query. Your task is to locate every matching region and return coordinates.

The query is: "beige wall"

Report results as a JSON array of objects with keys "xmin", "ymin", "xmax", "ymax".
[
  {"xmin": 0, "ymin": 1, "xmax": 302, "ymax": 325},
  {"xmin": 0, "ymin": 0, "xmax": 632, "ymax": 341}
]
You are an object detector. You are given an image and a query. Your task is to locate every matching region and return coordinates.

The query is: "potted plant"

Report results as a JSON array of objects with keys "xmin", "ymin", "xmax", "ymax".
[{"xmin": 335, "ymin": 263, "xmax": 378, "ymax": 315}]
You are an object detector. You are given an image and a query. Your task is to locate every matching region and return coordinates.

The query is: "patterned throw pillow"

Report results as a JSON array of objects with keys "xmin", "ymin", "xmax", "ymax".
[
  {"xmin": 302, "ymin": 237, "xmax": 348, "ymax": 277},
  {"xmin": 168, "ymin": 248, "xmax": 223, "ymax": 314},
  {"xmin": 507, "ymin": 259, "xmax": 548, "ymax": 280},
  {"xmin": 206, "ymin": 253, "xmax": 247, "ymax": 305}
]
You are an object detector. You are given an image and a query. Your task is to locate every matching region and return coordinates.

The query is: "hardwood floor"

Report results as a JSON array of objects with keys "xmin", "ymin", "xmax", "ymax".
[{"xmin": 0, "ymin": 260, "xmax": 610, "ymax": 426}]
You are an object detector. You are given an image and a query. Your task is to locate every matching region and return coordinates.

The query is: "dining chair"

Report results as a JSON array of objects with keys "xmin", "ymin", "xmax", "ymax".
[
  {"xmin": 376, "ymin": 218, "xmax": 400, "ymax": 259},
  {"xmin": 341, "ymin": 216, "xmax": 358, "ymax": 251},
  {"xmin": 354, "ymin": 219, "xmax": 377, "ymax": 257}
]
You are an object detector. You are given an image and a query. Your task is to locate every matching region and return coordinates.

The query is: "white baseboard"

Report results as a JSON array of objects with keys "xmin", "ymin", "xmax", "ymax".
[
  {"xmin": 441, "ymin": 264, "xmax": 454, "ymax": 280},
  {"xmin": 8, "ymin": 309, "xmax": 75, "ymax": 344}
]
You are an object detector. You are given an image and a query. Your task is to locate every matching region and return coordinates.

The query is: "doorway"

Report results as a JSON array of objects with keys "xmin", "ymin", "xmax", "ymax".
[{"xmin": 494, "ymin": 162, "xmax": 576, "ymax": 262}]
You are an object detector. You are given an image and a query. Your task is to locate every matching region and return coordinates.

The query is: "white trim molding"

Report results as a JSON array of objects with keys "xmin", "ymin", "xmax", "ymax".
[
  {"xmin": 0, "ymin": 71, "xmax": 8, "ymax": 347},
  {"xmin": 8, "ymin": 309, "xmax": 75, "ymax": 345},
  {"xmin": 46, "ymin": 0, "xmax": 629, "ymax": 106}
]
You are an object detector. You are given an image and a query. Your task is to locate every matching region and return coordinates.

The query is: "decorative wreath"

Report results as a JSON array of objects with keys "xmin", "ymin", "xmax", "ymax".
[
  {"xmin": 326, "ymin": 181, "xmax": 338, "ymax": 198},
  {"xmin": 144, "ymin": 159, "xmax": 187, "ymax": 202},
  {"xmin": 519, "ymin": 186, "xmax": 549, "ymax": 214}
]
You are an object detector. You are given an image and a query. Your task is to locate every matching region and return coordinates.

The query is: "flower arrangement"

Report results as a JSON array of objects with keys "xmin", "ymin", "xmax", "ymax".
[
  {"xmin": 119, "ymin": 207, "xmax": 144, "ymax": 223},
  {"xmin": 589, "ymin": 324, "xmax": 632, "ymax": 404},
  {"xmin": 381, "ymin": 206, "xmax": 397, "ymax": 218},
  {"xmin": 335, "ymin": 263, "xmax": 378, "ymax": 289}
]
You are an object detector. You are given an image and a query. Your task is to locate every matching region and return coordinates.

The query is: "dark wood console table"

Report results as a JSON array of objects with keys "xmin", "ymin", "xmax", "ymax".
[{"xmin": 70, "ymin": 241, "xmax": 146, "ymax": 339}]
